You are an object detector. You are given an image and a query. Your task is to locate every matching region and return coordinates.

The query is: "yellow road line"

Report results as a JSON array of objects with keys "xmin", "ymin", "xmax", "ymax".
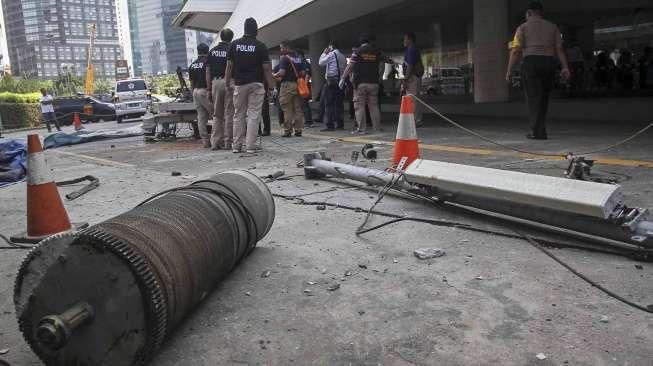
[
  {"xmin": 303, "ymin": 133, "xmax": 653, "ymax": 168},
  {"xmin": 49, "ymin": 150, "xmax": 136, "ymax": 168}
]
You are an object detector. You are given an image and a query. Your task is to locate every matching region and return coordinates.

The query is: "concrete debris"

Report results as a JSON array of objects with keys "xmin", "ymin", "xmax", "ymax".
[
  {"xmin": 536, "ymin": 353, "xmax": 547, "ymax": 360},
  {"xmin": 413, "ymin": 248, "xmax": 446, "ymax": 260},
  {"xmin": 260, "ymin": 270, "xmax": 271, "ymax": 278},
  {"xmin": 327, "ymin": 284, "xmax": 341, "ymax": 292},
  {"xmin": 600, "ymin": 315, "xmax": 610, "ymax": 323}
]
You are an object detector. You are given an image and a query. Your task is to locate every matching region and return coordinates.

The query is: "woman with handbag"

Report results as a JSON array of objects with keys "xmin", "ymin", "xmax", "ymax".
[{"xmin": 274, "ymin": 41, "xmax": 309, "ymax": 137}]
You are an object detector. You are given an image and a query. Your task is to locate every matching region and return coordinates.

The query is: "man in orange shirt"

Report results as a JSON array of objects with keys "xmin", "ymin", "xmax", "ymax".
[{"xmin": 506, "ymin": 1, "xmax": 570, "ymax": 140}]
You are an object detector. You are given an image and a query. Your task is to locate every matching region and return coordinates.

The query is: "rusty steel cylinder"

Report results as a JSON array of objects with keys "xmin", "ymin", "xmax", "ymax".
[{"xmin": 14, "ymin": 170, "xmax": 275, "ymax": 365}]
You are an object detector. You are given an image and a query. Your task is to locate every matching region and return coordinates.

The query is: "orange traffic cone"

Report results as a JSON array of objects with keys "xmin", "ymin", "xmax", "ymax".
[
  {"xmin": 391, "ymin": 96, "xmax": 420, "ymax": 168},
  {"xmin": 10, "ymin": 135, "xmax": 74, "ymax": 244},
  {"xmin": 73, "ymin": 112, "xmax": 83, "ymax": 131}
]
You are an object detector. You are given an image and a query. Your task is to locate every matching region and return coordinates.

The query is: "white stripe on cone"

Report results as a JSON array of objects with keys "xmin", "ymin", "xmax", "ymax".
[
  {"xmin": 27, "ymin": 151, "xmax": 54, "ymax": 186},
  {"xmin": 396, "ymin": 113, "xmax": 417, "ymax": 140}
]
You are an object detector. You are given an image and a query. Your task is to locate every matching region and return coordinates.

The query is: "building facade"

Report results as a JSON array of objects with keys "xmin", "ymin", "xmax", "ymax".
[
  {"xmin": 176, "ymin": 0, "xmax": 653, "ymax": 103},
  {"xmin": 128, "ymin": 0, "xmax": 212, "ymax": 76},
  {"xmin": 1, "ymin": 0, "xmax": 123, "ymax": 79}
]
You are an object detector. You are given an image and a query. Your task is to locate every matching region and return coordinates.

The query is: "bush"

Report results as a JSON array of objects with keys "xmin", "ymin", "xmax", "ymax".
[
  {"xmin": 0, "ymin": 103, "xmax": 42, "ymax": 129},
  {"xmin": 0, "ymin": 92, "xmax": 41, "ymax": 104}
]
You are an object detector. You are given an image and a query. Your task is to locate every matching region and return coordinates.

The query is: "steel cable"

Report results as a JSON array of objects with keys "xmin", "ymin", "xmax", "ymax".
[{"xmin": 408, "ymin": 93, "xmax": 653, "ymax": 158}]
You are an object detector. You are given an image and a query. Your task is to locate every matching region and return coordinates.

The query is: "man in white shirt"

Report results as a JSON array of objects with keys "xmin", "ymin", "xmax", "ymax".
[
  {"xmin": 318, "ymin": 41, "xmax": 347, "ymax": 131},
  {"xmin": 39, "ymin": 89, "xmax": 61, "ymax": 133}
]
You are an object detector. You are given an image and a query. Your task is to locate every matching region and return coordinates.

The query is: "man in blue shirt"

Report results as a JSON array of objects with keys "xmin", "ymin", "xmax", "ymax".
[
  {"xmin": 402, "ymin": 32, "xmax": 424, "ymax": 127},
  {"xmin": 273, "ymin": 41, "xmax": 305, "ymax": 137}
]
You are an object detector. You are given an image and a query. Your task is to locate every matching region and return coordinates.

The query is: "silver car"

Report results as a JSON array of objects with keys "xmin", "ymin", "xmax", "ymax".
[{"xmin": 114, "ymin": 79, "xmax": 149, "ymax": 123}]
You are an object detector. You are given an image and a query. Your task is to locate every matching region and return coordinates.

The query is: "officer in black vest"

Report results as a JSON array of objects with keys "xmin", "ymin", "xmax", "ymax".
[
  {"xmin": 340, "ymin": 34, "xmax": 389, "ymax": 134},
  {"xmin": 189, "ymin": 43, "xmax": 212, "ymax": 148},
  {"xmin": 206, "ymin": 28, "xmax": 234, "ymax": 150}
]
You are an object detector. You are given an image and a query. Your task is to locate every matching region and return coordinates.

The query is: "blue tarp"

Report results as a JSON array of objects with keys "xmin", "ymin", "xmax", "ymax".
[
  {"xmin": 43, "ymin": 125, "xmax": 143, "ymax": 149},
  {"xmin": 0, "ymin": 139, "xmax": 27, "ymax": 187}
]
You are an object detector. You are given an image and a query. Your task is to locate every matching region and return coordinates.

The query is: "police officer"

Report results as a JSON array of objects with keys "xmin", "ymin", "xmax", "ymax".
[
  {"xmin": 273, "ymin": 41, "xmax": 305, "ymax": 137},
  {"xmin": 189, "ymin": 43, "xmax": 213, "ymax": 148},
  {"xmin": 506, "ymin": 1, "xmax": 570, "ymax": 140},
  {"xmin": 340, "ymin": 34, "xmax": 389, "ymax": 134},
  {"xmin": 225, "ymin": 18, "xmax": 276, "ymax": 154},
  {"xmin": 206, "ymin": 28, "xmax": 234, "ymax": 150}
]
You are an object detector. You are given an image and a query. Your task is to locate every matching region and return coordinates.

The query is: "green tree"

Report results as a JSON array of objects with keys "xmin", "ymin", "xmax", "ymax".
[{"xmin": 52, "ymin": 71, "xmax": 83, "ymax": 96}]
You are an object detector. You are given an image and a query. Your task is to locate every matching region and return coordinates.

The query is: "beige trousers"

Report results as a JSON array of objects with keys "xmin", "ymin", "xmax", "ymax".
[
  {"xmin": 211, "ymin": 78, "xmax": 234, "ymax": 148},
  {"xmin": 193, "ymin": 88, "xmax": 212, "ymax": 145},
  {"xmin": 353, "ymin": 83, "xmax": 381, "ymax": 132},
  {"xmin": 233, "ymin": 82, "xmax": 265, "ymax": 151},
  {"xmin": 279, "ymin": 82, "xmax": 304, "ymax": 135},
  {"xmin": 406, "ymin": 75, "xmax": 422, "ymax": 123}
]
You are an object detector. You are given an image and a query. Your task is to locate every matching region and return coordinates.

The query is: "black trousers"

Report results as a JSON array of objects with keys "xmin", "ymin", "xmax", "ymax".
[
  {"xmin": 325, "ymin": 81, "xmax": 344, "ymax": 129},
  {"xmin": 522, "ymin": 56, "xmax": 555, "ymax": 137},
  {"xmin": 259, "ymin": 93, "xmax": 271, "ymax": 135}
]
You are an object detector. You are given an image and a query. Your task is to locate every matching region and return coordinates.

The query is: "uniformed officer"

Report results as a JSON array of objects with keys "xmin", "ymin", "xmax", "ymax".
[
  {"xmin": 225, "ymin": 18, "xmax": 276, "ymax": 154},
  {"xmin": 206, "ymin": 28, "xmax": 234, "ymax": 150},
  {"xmin": 273, "ymin": 41, "xmax": 305, "ymax": 137},
  {"xmin": 189, "ymin": 43, "xmax": 213, "ymax": 148},
  {"xmin": 506, "ymin": 1, "xmax": 570, "ymax": 140},
  {"xmin": 339, "ymin": 34, "xmax": 389, "ymax": 134}
]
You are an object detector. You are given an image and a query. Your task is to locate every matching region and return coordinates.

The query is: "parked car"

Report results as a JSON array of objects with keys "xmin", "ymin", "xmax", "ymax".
[
  {"xmin": 53, "ymin": 96, "xmax": 116, "ymax": 125},
  {"xmin": 422, "ymin": 67, "xmax": 466, "ymax": 95},
  {"xmin": 114, "ymin": 78, "xmax": 149, "ymax": 123}
]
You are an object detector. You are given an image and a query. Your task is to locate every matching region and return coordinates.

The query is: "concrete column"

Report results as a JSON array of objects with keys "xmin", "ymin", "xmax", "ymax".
[
  {"xmin": 308, "ymin": 31, "xmax": 328, "ymax": 100},
  {"xmin": 473, "ymin": 0, "xmax": 509, "ymax": 103}
]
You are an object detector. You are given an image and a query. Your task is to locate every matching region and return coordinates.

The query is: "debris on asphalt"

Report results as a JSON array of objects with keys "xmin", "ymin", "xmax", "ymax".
[
  {"xmin": 393, "ymin": 258, "xmax": 398, "ymax": 264},
  {"xmin": 358, "ymin": 264, "xmax": 368, "ymax": 269},
  {"xmin": 308, "ymin": 281, "xmax": 316, "ymax": 285},
  {"xmin": 344, "ymin": 271, "xmax": 352, "ymax": 277},
  {"xmin": 171, "ymin": 171, "xmax": 182, "ymax": 176},
  {"xmin": 635, "ymin": 264, "xmax": 643, "ymax": 270},
  {"xmin": 475, "ymin": 276, "xmax": 484, "ymax": 280},
  {"xmin": 316, "ymin": 205, "xmax": 326, "ymax": 211},
  {"xmin": 536, "ymin": 353, "xmax": 547, "ymax": 360},
  {"xmin": 413, "ymin": 248, "xmax": 446, "ymax": 260},
  {"xmin": 0, "ymin": 348, "xmax": 8, "ymax": 355},
  {"xmin": 261, "ymin": 270, "xmax": 271, "ymax": 278},
  {"xmin": 303, "ymin": 289, "xmax": 314, "ymax": 296},
  {"xmin": 327, "ymin": 284, "xmax": 341, "ymax": 292},
  {"xmin": 358, "ymin": 310, "xmax": 365, "ymax": 315},
  {"xmin": 600, "ymin": 315, "xmax": 610, "ymax": 323},
  {"xmin": 245, "ymin": 291, "xmax": 252, "ymax": 296}
]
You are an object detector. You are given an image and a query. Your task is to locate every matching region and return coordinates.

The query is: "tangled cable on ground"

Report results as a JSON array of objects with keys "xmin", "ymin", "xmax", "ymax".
[
  {"xmin": 269, "ymin": 176, "xmax": 653, "ymax": 314},
  {"xmin": 408, "ymin": 93, "xmax": 653, "ymax": 158}
]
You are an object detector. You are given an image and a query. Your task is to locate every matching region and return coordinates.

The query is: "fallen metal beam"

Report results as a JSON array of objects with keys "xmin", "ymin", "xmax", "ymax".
[{"xmin": 303, "ymin": 153, "xmax": 653, "ymax": 250}]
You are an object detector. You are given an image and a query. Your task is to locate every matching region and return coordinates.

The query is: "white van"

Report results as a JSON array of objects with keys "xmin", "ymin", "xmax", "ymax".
[{"xmin": 113, "ymin": 79, "xmax": 149, "ymax": 123}]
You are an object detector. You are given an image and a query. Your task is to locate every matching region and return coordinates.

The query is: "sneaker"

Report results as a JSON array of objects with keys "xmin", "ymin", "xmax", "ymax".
[
  {"xmin": 350, "ymin": 129, "xmax": 360, "ymax": 135},
  {"xmin": 295, "ymin": 131, "xmax": 302, "ymax": 137},
  {"xmin": 232, "ymin": 147, "xmax": 242, "ymax": 153},
  {"xmin": 211, "ymin": 146, "xmax": 221, "ymax": 151},
  {"xmin": 282, "ymin": 133, "xmax": 292, "ymax": 138},
  {"xmin": 246, "ymin": 149, "xmax": 257, "ymax": 154},
  {"xmin": 358, "ymin": 130, "xmax": 368, "ymax": 135},
  {"xmin": 321, "ymin": 127, "xmax": 335, "ymax": 132}
]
